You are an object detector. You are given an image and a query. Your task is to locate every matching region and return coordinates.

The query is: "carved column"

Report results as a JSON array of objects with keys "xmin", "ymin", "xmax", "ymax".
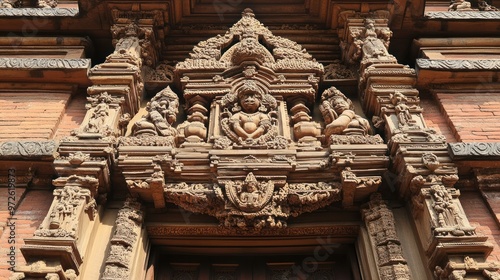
[
  {"xmin": 101, "ymin": 198, "xmax": 145, "ymax": 280},
  {"xmin": 12, "ymin": 176, "xmax": 98, "ymax": 279},
  {"xmin": 339, "ymin": 10, "xmax": 494, "ymax": 277},
  {"xmin": 362, "ymin": 193, "xmax": 411, "ymax": 279}
]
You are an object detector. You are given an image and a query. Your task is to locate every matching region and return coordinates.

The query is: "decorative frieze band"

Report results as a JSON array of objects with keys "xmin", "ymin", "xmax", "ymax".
[
  {"xmin": 425, "ymin": 11, "xmax": 500, "ymax": 19},
  {"xmin": 0, "ymin": 8, "xmax": 78, "ymax": 17},
  {"xmin": 0, "ymin": 58, "xmax": 90, "ymax": 69},
  {"xmin": 417, "ymin": 59, "xmax": 500, "ymax": 70},
  {"xmin": 449, "ymin": 142, "xmax": 500, "ymax": 159},
  {"xmin": 0, "ymin": 141, "xmax": 57, "ymax": 158}
]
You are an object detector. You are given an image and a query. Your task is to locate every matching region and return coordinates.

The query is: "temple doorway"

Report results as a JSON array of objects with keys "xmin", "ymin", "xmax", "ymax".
[{"xmin": 154, "ymin": 244, "xmax": 360, "ymax": 280}]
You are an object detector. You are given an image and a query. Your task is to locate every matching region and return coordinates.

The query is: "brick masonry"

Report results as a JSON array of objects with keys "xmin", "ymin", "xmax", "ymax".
[
  {"xmin": 435, "ymin": 93, "xmax": 500, "ymax": 142},
  {"xmin": 421, "ymin": 97, "xmax": 457, "ymax": 143},
  {"xmin": 0, "ymin": 92, "xmax": 71, "ymax": 140},
  {"xmin": 53, "ymin": 94, "xmax": 87, "ymax": 139},
  {"xmin": 0, "ymin": 189, "xmax": 52, "ymax": 279},
  {"xmin": 461, "ymin": 191, "xmax": 500, "ymax": 263}
]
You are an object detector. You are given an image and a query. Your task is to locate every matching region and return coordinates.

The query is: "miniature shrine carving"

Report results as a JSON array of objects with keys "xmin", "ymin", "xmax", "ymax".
[
  {"xmin": 419, "ymin": 185, "xmax": 476, "ymax": 236},
  {"xmin": 34, "ymin": 178, "xmax": 96, "ymax": 238},
  {"xmin": 118, "ymin": 9, "xmax": 387, "ymax": 231}
]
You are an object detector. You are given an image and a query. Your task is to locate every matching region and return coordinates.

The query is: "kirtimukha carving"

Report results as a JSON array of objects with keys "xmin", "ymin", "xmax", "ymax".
[
  {"xmin": 9, "ymin": 260, "xmax": 77, "ymax": 280},
  {"xmin": 320, "ymin": 87, "xmax": 372, "ymax": 143},
  {"xmin": 165, "ymin": 173, "xmax": 341, "ymax": 229},
  {"xmin": 37, "ymin": 0, "xmax": 57, "ymax": 8},
  {"xmin": 219, "ymin": 80, "xmax": 284, "ymax": 149},
  {"xmin": 123, "ymin": 86, "xmax": 179, "ymax": 146},
  {"xmin": 434, "ymin": 256, "xmax": 500, "ymax": 280}
]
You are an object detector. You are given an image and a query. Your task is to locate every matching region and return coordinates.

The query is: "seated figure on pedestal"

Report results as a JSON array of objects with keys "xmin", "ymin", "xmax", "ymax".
[
  {"xmin": 219, "ymin": 80, "xmax": 282, "ymax": 149},
  {"xmin": 131, "ymin": 86, "xmax": 179, "ymax": 142},
  {"xmin": 320, "ymin": 87, "xmax": 372, "ymax": 140},
  {"xmin": 361, "ymin": 19, "xmax": 391, "ymax": 60}
]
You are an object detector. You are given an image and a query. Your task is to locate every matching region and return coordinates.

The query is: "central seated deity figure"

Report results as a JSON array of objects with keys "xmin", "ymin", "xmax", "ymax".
[
  {"xmin": 230, "ymin": 85, "xmax": 271, "ymax": 141},
  {"xmin": 219, "ymin": 80, "xmax": 283, "ymax": 149}
]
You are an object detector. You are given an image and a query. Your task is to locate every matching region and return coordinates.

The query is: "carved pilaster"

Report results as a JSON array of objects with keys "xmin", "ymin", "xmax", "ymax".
[
  {"xmin": 361, "ymin": 193, "xmax": 411, "ymax": 279},
  {"xmin": 73, "ymin": 92, "xmax": 126, "ymax": 139},
  {"xmin": 101, "ymin": 198, "xmax": 144, "ymax": 280},
  {"xmin": 178, "ymin": 95, "xmax": 209, "ymax": 144},
  {"xmin": 18, "ymin": 175, "xmax": 99, "ymax": 275},
  {"xmin": 87, "ymin": 15, "xmax": 162, "ymax": 136},
  {"xmin": 336, "ymin": 7, "xmax": 493, "ymax": 276}
]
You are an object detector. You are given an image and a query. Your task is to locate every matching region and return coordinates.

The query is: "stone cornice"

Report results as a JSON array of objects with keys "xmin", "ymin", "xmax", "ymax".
[
  {"xmin": 417, "ymin": 59, "xmax": 500, "ymax": 70},
  {"xmin": 0, "ymin": 58, "xmax": 90, "ymax": 69},
  {"xmin": 425, "ymin": 11, "xmax": 500, "ymax": 19},
  {"xmin": 449, "ymin": 142, "xmax": 500, "ymax": 160},
  {"xmin": 0, "ymin": 8, "xmax": 78, "ymax": 17}
]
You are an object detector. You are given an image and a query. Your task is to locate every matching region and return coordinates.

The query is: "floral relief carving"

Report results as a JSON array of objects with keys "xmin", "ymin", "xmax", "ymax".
[{"xmin": 362, "ymin": 193, "xmax": 410, "ymax": 279}]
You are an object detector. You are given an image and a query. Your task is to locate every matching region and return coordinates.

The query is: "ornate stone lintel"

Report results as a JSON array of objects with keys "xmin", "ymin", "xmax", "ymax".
[
  {"xmin": 417, "ymin": 59, "xmax": 500, "ymax": 70},
  {"xmin": 165, "ymin": 176, "xmax": 342, "ymax": 230},
  {"xmin": 449, "ymin": 142, "xmax": 500, "ymax": 160}
]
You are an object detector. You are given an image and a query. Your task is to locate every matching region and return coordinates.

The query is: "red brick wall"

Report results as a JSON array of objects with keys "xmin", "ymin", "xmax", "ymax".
[
  {"xmin": 0, "ymin": 190, "xmax": 52, "ymax": 278},
  {"xmin": 0, "ymin": 92, "xmax": 71, "ymax": 140},
  {"xmin": 53, "ymin": 94, "xmax": 87, "ymax": 139},
  {"xmin": 460, "ymin": 191, "xmax": 500, "ymax": 263},
  {"xmin": 421, "ymin": 98, "xmax": 457, "ymax": 143},
  {"xmin": 435, "ymin": 93, "xmax": 500, "ymax": 142}
]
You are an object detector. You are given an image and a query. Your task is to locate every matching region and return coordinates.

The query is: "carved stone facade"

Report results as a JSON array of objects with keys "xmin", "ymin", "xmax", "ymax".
[{"xmin": 1, "ymin": 1, "xmax": 500, "ymax": 280}]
